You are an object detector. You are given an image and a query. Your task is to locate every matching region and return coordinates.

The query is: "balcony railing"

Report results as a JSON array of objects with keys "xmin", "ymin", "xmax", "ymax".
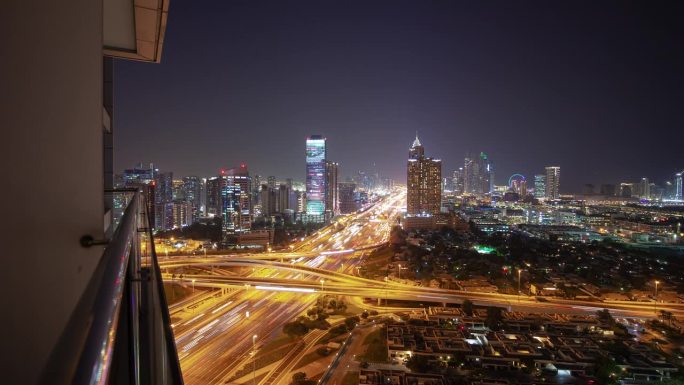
[{"xmin": 40, "ymin": 190, "xmax": 183, "ymax": 385}]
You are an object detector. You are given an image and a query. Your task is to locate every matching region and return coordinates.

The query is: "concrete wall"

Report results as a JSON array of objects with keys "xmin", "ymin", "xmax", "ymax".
[{"xmin": 0, "ymin": 1, "xmax": 104, "ymax": 383}]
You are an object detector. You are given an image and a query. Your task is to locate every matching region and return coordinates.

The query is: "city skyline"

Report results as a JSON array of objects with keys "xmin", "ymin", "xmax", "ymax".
[{"xmin": 114, "ymin": 1, "xmax": 683, "ymax": 191}]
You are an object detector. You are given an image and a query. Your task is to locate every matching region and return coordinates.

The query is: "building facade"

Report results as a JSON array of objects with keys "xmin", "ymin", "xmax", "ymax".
[
  {"xmin": 407, "ymin": 134, "xmax": 442, "ymax": 216},
  {"xmin": 545, "ymin": 166, "xmax": 560, "ymax": 199},
  {"xmin": 534, "ymin": 174, "xmax": 546, "ymax": 199},
  {"xmin": 325, "ymin": 160, "xmax": 339, "ymax": 214},
  {"xmin": 306, "ymin": 135, "xmax": 327, "ymax": 215}
]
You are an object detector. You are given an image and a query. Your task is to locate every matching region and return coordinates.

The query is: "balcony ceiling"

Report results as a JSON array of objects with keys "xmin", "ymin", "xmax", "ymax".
[{"xmin": 104, "ymin": 0, "xmax": 169, "ymax": 63}]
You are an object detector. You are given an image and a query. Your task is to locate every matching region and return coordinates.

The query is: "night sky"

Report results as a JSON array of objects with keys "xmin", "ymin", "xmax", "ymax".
[{"xmin": 114, "ymin": 1, "xmax": 683, "ymax": 192}]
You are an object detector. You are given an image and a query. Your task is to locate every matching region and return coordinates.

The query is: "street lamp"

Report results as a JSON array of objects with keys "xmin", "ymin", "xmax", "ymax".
[
  {"xmin": 398, "ymin": 264, "xmax": 402, "ymax": 280},
  {"xmin": 192, "ymin": 279, "xmax": 196, "ymax": 293},
  {"xmin": 654, "ymin": 280, "xmax": 660, "ymax": 314},
  {"xmin": 252, "ymin": 334, "xmax": 258, "ymax": 385}
]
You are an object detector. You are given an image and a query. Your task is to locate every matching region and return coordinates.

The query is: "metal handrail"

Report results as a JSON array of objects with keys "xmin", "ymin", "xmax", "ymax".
[{"xmin": 39, "ymin": 191, "xmax": 184, "ymax": 385}]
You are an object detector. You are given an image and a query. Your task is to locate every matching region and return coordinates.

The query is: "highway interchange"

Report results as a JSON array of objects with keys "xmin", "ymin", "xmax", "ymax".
[{"xmin": 160, "ymin": 189, "xmax": 684, "ymax": 384}]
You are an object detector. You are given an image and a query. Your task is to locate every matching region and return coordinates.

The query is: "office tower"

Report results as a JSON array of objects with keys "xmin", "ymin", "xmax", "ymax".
[
  {"xmin": 339, "ymin": 182, "xmax": 357, "ymax": 214},
  {"xmin": 544, "ymin": 166, "xmax": 560, "ymax": 199},
  {"xmin": 154, "ymin": 171, "xmax": 173, "ymax": 205},
  {"xmin": 296, "ymin": 190, "xmax": 307, "ymax": 213},
  {"xmin": 325, "ymin": 160, "xmax": 339, "ymax": 214},
  {"xmin": 221, "ymin": 182, "xmax": 241, "ymax": 236},
  {"xmin": 452, "ymin": 168, "xmax": 464, "ymax": 195},
  {"xmin": 123, "ymin": 163, "xmax": 156, "ymax": 184},
  {"xmin": 534, "ymin": 174, "xmax": 546, "ymax": 199},
  {"xmin": 152, "ymin": 171, "xmax": 173, "ymax": 231},
  {"xmin": 172, "ymin": 179, "xmax": 184, "ymax": 200},
  {"xmin": 306, "ymin": 135, "xmax": 326, "ymax": 215},
  {"xmin": 267, "ymin": 176, "xmax": 277, "ymax": 189},
  {"xmin": 120, "ymin": 164, "xmax": 157, "ymax": 225},
  {"xmin": 278, "ymin": 184, "xmax": 291, "ymax": 213},
  {"xmin": 223, "ymin": 165, "xmax": 252, "ymax": 235},
  {"xmin": 463, "ymin": 156, "xmax": 476, "ymax": 194},
  {"xmin": 407, "ymin": 134, "xmax": 442, "ymax": 215},
  {"xmin": 182, "ymin": 176, "xmax": 202, "ymax": 221},
  {"xmin": 676, "ymin": 172, "xmax": 683, "ymax": 201},
  {"xmin": 409, "ymin": 134, "xmax": 424, "ymax": 159},
  {"xmin": 172, "ymin": 200, "xmax": 193, "ymax": 228},
  {"xmin": 639, "ymin": 178, "xmax": 650, "ymax": 199},
  {"xmin": 205, "ymin": 176, "xmax": 226, "ymax": 218},
  {"xmin": 478, "ymin": 152, "xmax": 494, "ymax": 195}
]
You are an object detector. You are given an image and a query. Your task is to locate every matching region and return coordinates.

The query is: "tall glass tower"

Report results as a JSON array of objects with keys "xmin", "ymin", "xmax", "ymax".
[{"xmin": 306, "ymin": 135, "xmax": 327, "ymax": 215}]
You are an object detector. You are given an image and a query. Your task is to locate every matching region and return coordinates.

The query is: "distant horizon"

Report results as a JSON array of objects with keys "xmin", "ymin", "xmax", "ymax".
[{"xmin": 114, "ymin": 1, "xmax": 684, "ymax": 192}]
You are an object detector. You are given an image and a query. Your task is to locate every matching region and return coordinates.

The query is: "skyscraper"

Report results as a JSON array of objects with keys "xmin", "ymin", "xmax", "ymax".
[
  {"xmin": 407, "ymin": 133, "xmax": 442, "ymax": 216},
  {"xmin": 452, "ymin": 168, "xmax": 464, "ymax": 195},
  {"xmin": 639, "ymin": 177, "xmax": 650, "ymax": 199},
  {"xmin": 534, "ymin": 174, "xmax": 546, "ymax": 199},
  {"xmin": 478, "ymin": 152, "xmax": 494, "ymax": 195},
  {"xmin": 182, "ymin": 176, "xmax": 202, "ymax": 221},
  {"xmin": 338, "ymin": 182, "xmax": 357, "ymax": 214},
  {"xmin": 325, "ymin": 160, "xmax": 339, "ymax": 214},
  {"xmin": 676, "ymin": 172, "xmax": 683, "ymax": 201},
  {"xmin": 306, "ymin": 135, "xmax": 327, "ymax": 215},
  {"xmin": 545, "ymin": 166, "xmax": 560, "ymax": 199},
  {"xmin": 152, "ymin": 171, "xmax": 174, "ymax": 231}
]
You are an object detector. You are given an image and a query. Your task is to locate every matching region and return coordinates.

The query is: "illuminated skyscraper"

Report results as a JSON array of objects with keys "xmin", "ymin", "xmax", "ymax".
[
  {"xmin": 676, "ymin": 172, "xmax": 683, "ymax": 201},
  {"xmin": 306, "ymin": 135, "xmax": 327, "ymax": 215},
  {"xmin": 534, "ymin": 174, "xmax": 546, "ymax": 199},
  {"xmin": 452, "ymin": 168, "xmax": 464, "ymax": 195},
  {"xmin": 639, "ymin": 177, "xmax": 650, "ymax": 199},
  {"xmin": 478, "ymin": 152, "xmax": 493, "ymax": 195},
  {"xmin": 182, "ymin": 176, "xmax": 202, "ymax": 221},
  {"xmin": 462, "ymin": 152, "xmax": 493, "ymax": 196},
  {"xmin": 325, "ymin": 160, "xmax": 338, "ymax": 214},
  {"xmin": 407, "ymin": 133, "xmax": 442, "ymax": 215},
  {"xmin": 545, "ymin": 166, "xmax": 560, "ymax": 199}
]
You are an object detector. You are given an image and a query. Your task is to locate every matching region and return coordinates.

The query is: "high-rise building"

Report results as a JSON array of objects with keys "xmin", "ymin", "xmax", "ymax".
[
  {"xmin": 407, "ymin": 134, "xmax": 442, "ymax": 216},
  {"xmin": 338, "ymin": 182, "xmax": 357, "ymax": 214},
  {"xmin": 205, "ymin": 176, "xmax": 225, "ymax": 218},
  {"xmin": 306, "ymin": 135, "xmax": 327, "ymax": 215},
  {"xmin": 676, "ymin": 172, "xmax": 683, "ymax": 201},
  {"xmin": 278, "ymin": 184, "xmax": 291, "ymax": 213},
  {"xmin": 544, "ymin": 166, "xmax": 560, "ymax": 199},
  {"xmin": 325, "ymin": 160, "xmax": 338, "ymax": 214},
  {"xmin": 260, "ymin": 184, "xmax": 277, "ymax": 216},
  {"xmin": 462, "ymin": 152, "xmax": 493, "ymax": 196},
  {"xmin": 639, "ymin": 178, "xmax": 650, "ymax": 199},
  {"xmin": 154, "ymin": 171, "xmax": 173, "ymax": 205},
  {"xmin": 534, "ymin": 174, "xmax": 546, "ymax": 199},
  {"xmin": 452, "ymin": 168, "xmax": 464, "ymax": 195},
  {"xmin": 172, "ymin": 200, "xmax": 193, "ymax": 228},
  {"xmin": 296, "ymin": 190, "xmax": 306, "ymax": 213},
  {"xmin": 182, "ymin": 176, "xmax": 202, "ymax": 221},
  {"xmin": 223, "ymin": 165, "xmax": 252, "ymax": 235},
  {"xmin": 478, "ymin": 152, "xmax": 494, "ymax": 195}
]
